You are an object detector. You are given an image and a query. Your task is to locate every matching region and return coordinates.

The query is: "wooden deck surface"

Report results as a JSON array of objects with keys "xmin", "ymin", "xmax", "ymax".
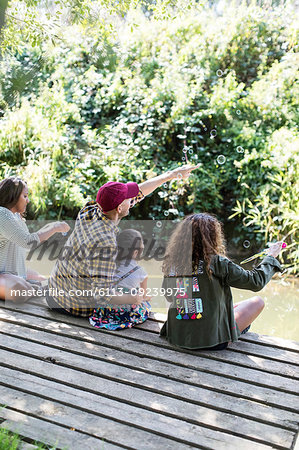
[{"xmin": 0, "ymin": 298, "xmax": 298, "ymax": 449}]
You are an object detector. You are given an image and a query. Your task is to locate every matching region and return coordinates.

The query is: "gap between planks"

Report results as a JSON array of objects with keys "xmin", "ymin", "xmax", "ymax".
[
  {"xmin": 1, "ymin": 335, "xmax": 298, "ymax": 431},
  {"xmin": 1, "ymin": 310, "xmax": 299, "ymax": 397},
  {"xmin": 1, "ymin": 303, "xmax": 299, "ymax": 374},
  {"xmin": 0, "ymin": 322, "xmax": 299, "ymax": 415},
  {"xmin": 0, "ymin": 365, "xmax": 295, "ymax": 450}
]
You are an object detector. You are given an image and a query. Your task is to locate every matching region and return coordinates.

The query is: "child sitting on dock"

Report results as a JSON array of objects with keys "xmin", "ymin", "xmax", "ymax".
[
  {"xmin": 89, "ymin": 229, "xmax": 151, "ymax": 330},
  {"xmin": 160, "ymin": 213, "xmax": 283, "ymax": 350}
]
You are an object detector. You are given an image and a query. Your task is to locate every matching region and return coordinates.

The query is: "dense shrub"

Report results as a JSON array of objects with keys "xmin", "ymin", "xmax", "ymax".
[{"xmin": 0, "ymin": 1, "xmax": 298, "ymax": 273}]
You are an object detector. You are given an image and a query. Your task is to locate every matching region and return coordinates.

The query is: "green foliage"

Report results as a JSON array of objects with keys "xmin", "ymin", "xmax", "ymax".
[
  {"xmin": 0, "ymin": 0, "xmax": 298, "ymax": 272},
  {"xmin": 0, "ymin": 427, "xmax": 20, "ymax": 450},
  {"xmin": 0, "ymin": 426, "xmax": 62, "ymax": 449},
  {"xmin": 231, "ymin": 127, "xmax": 299, "ymax": 273}
]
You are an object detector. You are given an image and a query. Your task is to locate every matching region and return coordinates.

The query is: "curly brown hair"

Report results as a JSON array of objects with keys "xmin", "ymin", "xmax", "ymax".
[{"xmin": 162, "ymin": 213, "xmax": 226, "ymax": 277}]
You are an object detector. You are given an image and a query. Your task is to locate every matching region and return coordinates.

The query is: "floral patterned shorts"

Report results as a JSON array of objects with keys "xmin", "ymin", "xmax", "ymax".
[{"xmin": 89, "ymin": 302, "xmax": 151, "ymax": 331}]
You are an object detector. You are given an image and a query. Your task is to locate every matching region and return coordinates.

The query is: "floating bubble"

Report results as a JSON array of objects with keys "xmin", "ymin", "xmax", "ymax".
[
  {"xmin": 183, "ymin": 147, "xmax": 188, "ymax": 153},
  {"xmin": 163, "ymin": 183, "xmax": 168, "ymax": 188},
  {"xmin": 216, "ymin": 69, "xmax": 223, "ymax": 77},
  {"xmin": 188, "ymin": 149, "xmax": 193, "ymax": 154},
  {"xmin": 156, "ymin": 221, "xmax": 162, "ymax": 228},
  {"xmin": 237, "ymin": 146, "xmax": 244, "ymax": 153},
  {"xmin": 217, "ymin": 155, "xmax": 226, "ymax": 165},
  {"xmin": 236, "ymin": 110, "xmax": 241, "ymax": 115},
  {"xmin": 210, "ymin": 129, "xmax": 217, "ymax": 138},
  {"xmin": 204, "ymin": 127, "xmax": 207, "ymax": 131},
  {"xmin": 164, "ymin": 211, "xmax": 169, "ymax": 216},
  {"xmin": 243, "ymin": 240, "xmax": 250, "ymax": 249},
  {"xmin": 182, "ymin": 157, "xmax": 185, "ymax": 161}
]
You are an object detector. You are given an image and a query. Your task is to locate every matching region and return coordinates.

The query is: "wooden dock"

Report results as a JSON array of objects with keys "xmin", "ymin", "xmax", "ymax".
[{"xmin": 0, "ymin": 299, "xmax": 298, "ymax": 449}]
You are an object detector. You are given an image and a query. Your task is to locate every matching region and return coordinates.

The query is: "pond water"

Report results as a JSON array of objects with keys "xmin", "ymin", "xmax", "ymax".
[
  {"xmin": 27, "ymin": 254, "xmax": 298, "ymax": 342},
  {"xmin": 231, "ymin": 279, "xmax": 299, "ymax": 341}
]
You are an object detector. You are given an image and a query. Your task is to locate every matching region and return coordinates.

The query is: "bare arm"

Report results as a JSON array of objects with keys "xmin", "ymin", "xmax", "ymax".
[
  {"xmin": 37, "ymin": 222, "xmax": 70, "ymax": 243},
  {"xmin": 140, "ymin": 277, "xmax": 151, "ymax": 301},
  {"xmin": 139, "ymin": 164, "xmax": 200, "ymax": 197}
]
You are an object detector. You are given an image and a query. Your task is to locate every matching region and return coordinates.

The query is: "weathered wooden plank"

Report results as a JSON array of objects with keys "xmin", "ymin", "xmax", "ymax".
[
  {"xmin": 0, "ymin": 389, "xmax": 195, "ymax": 450},
  {"xmin": 10, "ymin": 301, "xmax": 299, "ymax": 353},
  {"xmin": 147, "ymin": 312, "xmax": 299, "ymax": 354},
  {"xmin": 3, "ymin": 366, "xmax": 296, "ymax": 449},
  {"xmin": 4, "ymin": 302, "xmax": 298, "ymax": 377},
  {"xmin": 0, "ymin": 384, "xmax": 273, "ymax": 450},
  {"xmin": 0, "ymin": 409, "xmax": 119, "ymax": 450},
  {"xmin": 137, "ymin": 318, "xmax": 299, "ymax": 365},
  {"xmin": 0, "ymin": 307, "xmax": 298, "ymax": 396},
  {"xmin": 239, "ymin": 333, "xmax": 299, "ymax": 353},
  {"xmin": 1, "ymin": 321, "xmax": 299, "ymax": 425},
  {"xmin": 0, "ymin": 346, "xmax": 296, "ymax": 449},
  {"xmin": 107, "ymin": 331, "xmax": 299, "ymax": 378},
  {"xmin": 1, "ymin": 334, "xmax": 298, "ymax": 446}
]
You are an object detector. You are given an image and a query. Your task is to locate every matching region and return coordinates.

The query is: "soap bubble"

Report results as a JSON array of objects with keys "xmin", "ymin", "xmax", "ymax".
[
  {"xmin": 163, "ymin": 183, "xmax": 167, "ymax": 188},
  {"xmin": 156, "ymin": 221, "xmax": 162, "ymax": 228},
  {"xmin": 182, "ymin": 156, "xmax": 185, "ymax": 161},
  {"xmin": 243, "ymin": 240, "xmax": 250, "ymax": 248},
  {"xmin": 210, "ymin": 129, "xmax": 217, "ymax": 138},
  {"xmin": 183, "ymin": 147, "xmax": 188, "ymax": 153},
  {"xmin": 217, "ymin": 155, "xmax": 226, "ymax": 165},
  {"xmin": 188, "ymin": 149, "xmax": 193, "ymax": 154},
  {"xmin": 237, "ymin": 146, "xmax": 244, "ymax": 153},
  {"xmin": 236, "ymin": 110, "xmax": 241, "ymax": 115},
  {"xmin": 164, "ymin": 211, "xmax": 169, "ymax": 216},
  {"xmin": 216, "ymin": 69, "xmax": 223, "ymax": 77}
]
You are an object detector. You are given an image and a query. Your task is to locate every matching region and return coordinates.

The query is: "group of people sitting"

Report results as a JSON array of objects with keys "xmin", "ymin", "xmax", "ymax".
[{"xmin": 0, "ymin": 165, "xmax": 283, "ymax": 350}]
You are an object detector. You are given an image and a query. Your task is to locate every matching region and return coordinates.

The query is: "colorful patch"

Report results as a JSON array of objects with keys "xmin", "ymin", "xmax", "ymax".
[
  {"xmin": 175, "ymin": 277, "xmax": 189, "ymax": 298},
  {"xmin": 192, "ymin": 277, "xmax": 200, "ymax": 292},
  {"xmin": 175, "ymin": 297, "xmax": 203, "ymax": 320}
]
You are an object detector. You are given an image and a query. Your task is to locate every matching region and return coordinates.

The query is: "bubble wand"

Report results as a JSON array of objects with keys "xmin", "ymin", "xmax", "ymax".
[{"xmin": 240, "ymin": 242, "xmax": 287, "ymax": 264}]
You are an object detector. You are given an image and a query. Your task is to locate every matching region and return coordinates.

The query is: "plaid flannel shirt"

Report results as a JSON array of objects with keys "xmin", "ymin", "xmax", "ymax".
[{"xmin": 48, "ymin": 190, "xmax": 144, "ymax": 316}]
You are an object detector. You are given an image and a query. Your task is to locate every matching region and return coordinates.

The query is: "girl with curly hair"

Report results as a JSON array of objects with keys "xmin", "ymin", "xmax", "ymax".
[{"xmin": 161, "ymin": 213, "xmax": 283, "ymax": 350}]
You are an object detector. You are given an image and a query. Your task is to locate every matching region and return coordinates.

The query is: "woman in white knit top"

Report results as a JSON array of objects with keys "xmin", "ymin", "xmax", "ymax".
[{"xmin": 0, "ymin": 177, "xmax": 69, "ymax": 301}]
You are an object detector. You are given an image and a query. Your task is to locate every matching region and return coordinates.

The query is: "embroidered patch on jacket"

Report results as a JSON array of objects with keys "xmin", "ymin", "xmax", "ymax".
[{"xmin": 192, "ymin": 277, "xmax": 200, "ymax": 292}]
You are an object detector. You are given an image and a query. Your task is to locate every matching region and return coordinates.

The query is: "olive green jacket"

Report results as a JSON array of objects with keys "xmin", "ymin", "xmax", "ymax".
[{"xmin": 160, "ymin": 255, "xmax": 282, "ymax": 350}]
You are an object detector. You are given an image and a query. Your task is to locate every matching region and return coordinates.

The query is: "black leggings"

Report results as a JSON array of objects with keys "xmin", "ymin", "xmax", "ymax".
[{"xmin": 205, "ymin": 342, "xmax": 228, "ymax": 351}]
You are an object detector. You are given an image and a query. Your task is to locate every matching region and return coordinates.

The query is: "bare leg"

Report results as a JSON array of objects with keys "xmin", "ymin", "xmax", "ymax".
[
  {"xmin": 234, "ymin": 296, "xmax": 265, "ymax": 333},
  {"xmin": 0, "ymin": 273, "xmax": 38, "ymax": 302}
]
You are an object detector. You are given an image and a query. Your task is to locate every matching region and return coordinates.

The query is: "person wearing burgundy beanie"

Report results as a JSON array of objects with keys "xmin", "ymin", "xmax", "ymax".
[{"xmin": 47, "ymin": 164, "xmax": 199, "ymax": 317}]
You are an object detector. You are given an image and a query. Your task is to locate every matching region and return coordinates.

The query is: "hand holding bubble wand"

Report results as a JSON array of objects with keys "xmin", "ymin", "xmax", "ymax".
[{"xmin": 240, "ymin": 242, "xmax": 287, "ymax": 264}]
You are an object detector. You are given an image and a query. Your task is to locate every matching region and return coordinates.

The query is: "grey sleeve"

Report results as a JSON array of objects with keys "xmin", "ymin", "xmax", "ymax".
[{"xmin": 0, "ymin": 208, "xmax": 40, "ymax": 249}]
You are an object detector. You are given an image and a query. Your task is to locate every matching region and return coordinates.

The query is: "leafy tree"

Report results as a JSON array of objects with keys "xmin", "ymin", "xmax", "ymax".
[{"xmin": 0, "ymin": 0, "xmax": 298, "ymax": 273}]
